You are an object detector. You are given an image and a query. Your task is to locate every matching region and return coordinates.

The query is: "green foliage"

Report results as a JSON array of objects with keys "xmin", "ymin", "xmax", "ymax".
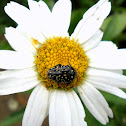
[{"xmin": 102, "ymin": 12, "xmax": 126, "ymax": 42}]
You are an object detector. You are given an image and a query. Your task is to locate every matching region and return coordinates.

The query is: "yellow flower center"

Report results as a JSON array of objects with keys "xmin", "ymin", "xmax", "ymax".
[{"xmin": 34, "ymin": 37, "xmax": 88, "ymax": 90}]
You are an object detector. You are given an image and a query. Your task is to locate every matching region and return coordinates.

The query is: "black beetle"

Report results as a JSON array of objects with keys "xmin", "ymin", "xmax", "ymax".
[{"xmin": 47, "ymin": 64, "xmax": 76, "ymax": 84}]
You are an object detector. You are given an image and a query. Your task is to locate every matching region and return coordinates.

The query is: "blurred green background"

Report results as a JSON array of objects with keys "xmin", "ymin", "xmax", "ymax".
[{"xmin": 0, "ymin": 0, "xmax": 126, "ymax": 126}]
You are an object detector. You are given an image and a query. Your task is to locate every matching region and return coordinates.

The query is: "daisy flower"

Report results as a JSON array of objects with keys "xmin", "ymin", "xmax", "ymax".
[{"xmin": 1, "ymin": 0, "xmax": 126, "ymax": 125}]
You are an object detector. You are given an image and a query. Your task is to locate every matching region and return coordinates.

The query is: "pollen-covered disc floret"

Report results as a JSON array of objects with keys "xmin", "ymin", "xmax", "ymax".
[{"xmin": 35, "ymin": 37, "xmax": 88, "ymax": 90}]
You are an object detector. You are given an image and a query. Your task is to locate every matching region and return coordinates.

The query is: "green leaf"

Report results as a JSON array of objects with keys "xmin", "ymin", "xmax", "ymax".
[
  {"xmin": 116, "ymin": 0, "xmax": 125, "ymax": 5},
  {"xmin": 23, "ymin": 88, "xmax": 33, "ymax": 94},
  {"xmin": 0, "ymin": 40, "xmax": 12, "ymax": 50},
  {"xmin": 103, "ymin": 12, "xmax": 126, "ymax": 41},
  {"xmin": 79, "ymin": 0, "xmax": 95, "ymax": 7},
  {"xmin": 111, "ymin": 0, "xmax": 125, "ymax": 6},
  {"xmin": 0, "ymin": 25, "xmax": 6, "ymax": 34},
  {"xmin": 113, "ymin": 33, "xmax": 126, "ymax": 43},
  {"xmin": 43, "ymin": 0, "xmax": 55, "ymax": 10},
  {"xmin": 0, "ymin": 109, "xmax": 25, "ymax": 126},
  {"xmin": 123, "ymin": 70, "xmax": 126, "ymax": 76},
  {"xmin": 101, "ymin": 16, "xmax": 112, "ymax": 31}
]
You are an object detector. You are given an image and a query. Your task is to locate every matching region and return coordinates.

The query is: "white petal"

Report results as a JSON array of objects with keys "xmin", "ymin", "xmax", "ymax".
[
  {"xmin": 28, "ymin": 0, "xmax": 51, "ymax": 17},
  {"xmin": 0, "ymin": 50, "xmax": 34, "ymax": 69},
  {"xmin": 0, "ymin": 67, "xmax": 37, "ymax": 79},
  {"xmin": 84, "ymin": 82, "xmax": 113, "ymax": 118},
  {"xmin": 0, "ymin": 76, "xmax": 40, "ymax": 95},
  {"xmin": 51, "ymin": 0, "xmax": 71, "ymax": 36},
  {"xmin": 86, "ymin": 41, "xmax": 117, "ymax": 57},
  {"xmin": 87, "ymin": 67, "xmax": 123, "ymax": 75},
  {"xmin": 103, "ymin": 69, "xmax": 123, "ymax": 74},
  {"xmin": 78, "ymin": 86, "xmax": 107, "ymax": 125},
  {"xmin": 81, "ymin": 30, "xmax": 103, "ymax": 51},
  {"xmin": 87, "ymin": 67, "xmax": 126, "ymax": 88},
  {"xmin": 83, "ymin": 0, "xmax": 110, "ymax": 21},
  {"xmin": 86, "ymin": 41, "xmax": 126, "ymax": 69},
  {"xmin": 22, "ymin": 84, "xmax": 49, "ymax": 126},
  {"xmin": 28, "ymin": 0, "xmax": 39, "ymax": 10},
  {"xmin": 4, "ymin": 1, "xmax": 30, "ymax": 25},
  {"xmin": 71, "ymin": 0, "xmax": 111, "ymax": 42},
  {"xmin": 87, "ymin": 79, "xmax": 126, "ymax": 99},
  {"xmin": 49, "ymin": 90, "xmax": 71, "ymax": 126},
  {"xmin": 4, "ymin": 1, "xmax": 45, "ymax": 43},
  {"xmin": 66, "ymin": 92, "xmax": 79, "ymax": 126},
  {"xmin": 27, "ymin": 0, "xmax": 52, "ymax": 38},
  {"xmin": 83, "ymin": 86, "xmax": 109, "ymax": 123},
  {"xmin": 66, "ymin": 90, "xmax": 87, "ymax": 126},
  {"xmin": 5, "ymin": 27, "xmax": 36, "ymax": 53}
]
